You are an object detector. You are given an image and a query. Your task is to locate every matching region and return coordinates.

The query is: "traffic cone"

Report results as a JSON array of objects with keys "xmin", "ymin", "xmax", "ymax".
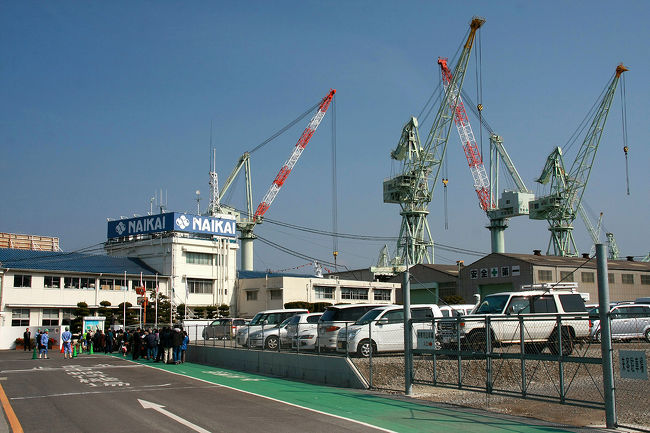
[
  {"xmin": 60, "ymin": 344, "xmax": 65, "ymax": 353},
  {"xmin": 90, "ymin": 343, "xmax": 94, "ymax": 354},
  {"xmin": 32, "ymin": 346, "xmax": 38, "ymax": 360},
  {"xmin": 73, "ymin": 345, "xmax": 77, "ymax": 358}
]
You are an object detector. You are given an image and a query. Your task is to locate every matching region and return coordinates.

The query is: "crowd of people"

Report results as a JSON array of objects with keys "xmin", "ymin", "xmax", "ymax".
[{"xmin": 79, "ymin": 326, "xmax": 189, "ymax": 364}]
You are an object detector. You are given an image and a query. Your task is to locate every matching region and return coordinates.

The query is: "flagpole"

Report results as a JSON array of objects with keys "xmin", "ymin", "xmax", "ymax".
[{"xmin": 123, "ymin": 270, "xmax": 127, "ymax": 329}]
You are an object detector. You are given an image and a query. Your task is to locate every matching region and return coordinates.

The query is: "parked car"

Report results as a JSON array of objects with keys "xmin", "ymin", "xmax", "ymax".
[
  {"xmin": 590, "ymin": 304, "xmax": 650, "ymax": 342},
  {"xmin": 438, "ymin": 304, "xmax": 475, "ymax": 317},
  {"xmin": 202, "ymin": 318, "xmax": 248, "ymax": 340},
  {"xmin": 286, "ymin": 312, "xmax": 322, "ymax": 350},
  {"xmin": 437, "ymin": 284, "xmax": 590, "ymax": 355},
  {"xmin": 235, "ymin": 308, "xmax": 308, "ymax": 347},
  {"xmin": 248, "ymin": 316, "xmax": 295, "ymax": 349},
  {"xmin": 317, "ymin": 304, "xmax": 389, "ymax": 350},
  {"xmin": 337, "ymin": 304, "xmax": 443, "ymax": 357}
]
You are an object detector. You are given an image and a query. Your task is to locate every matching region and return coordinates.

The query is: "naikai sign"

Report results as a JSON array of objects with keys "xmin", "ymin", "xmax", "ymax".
[{"xmin": 107, "ymin": 213, "xmax": 237, "ymax": 239}]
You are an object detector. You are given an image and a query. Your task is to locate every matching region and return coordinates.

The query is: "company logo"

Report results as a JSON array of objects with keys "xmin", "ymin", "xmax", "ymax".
[
  {"xmin": 176, "ymin": 214, "xmax": 190, "ymax": 229},
  {"xmin": 115, "ymin": 221, "xmax": 126, "ymax": 235}
]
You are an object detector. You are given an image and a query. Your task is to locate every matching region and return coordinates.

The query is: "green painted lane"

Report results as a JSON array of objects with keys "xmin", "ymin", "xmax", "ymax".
[{"xmin": 109, "ymin": 355, "xmax": 574, "ymax": 433}]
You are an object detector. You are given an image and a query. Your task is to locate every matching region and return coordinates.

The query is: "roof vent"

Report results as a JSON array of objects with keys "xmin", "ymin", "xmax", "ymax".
[
  {"xmin": 627, "ymin": 256, "xmax": 635, "ymax": 262},
  {"xmin": 533, "ymin": 249, "xmax": 542, "ymax": 256}
]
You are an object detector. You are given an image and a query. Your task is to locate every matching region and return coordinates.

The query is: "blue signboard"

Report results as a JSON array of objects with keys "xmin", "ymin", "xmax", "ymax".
[{"xmin": 107, "ymin": 213, "xmax": 237, "ymax": 239}]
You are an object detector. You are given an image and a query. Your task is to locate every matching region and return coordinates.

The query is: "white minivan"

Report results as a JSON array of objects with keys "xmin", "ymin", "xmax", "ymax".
[{"xmin": 336, "ymin": 304, "xmax": 443, "ymax": 357}]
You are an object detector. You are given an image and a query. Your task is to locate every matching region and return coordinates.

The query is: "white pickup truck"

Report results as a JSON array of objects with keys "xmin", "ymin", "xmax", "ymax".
[{"xmin": 437, "ymin": 285, "xmax": 590, "ymax": 355}]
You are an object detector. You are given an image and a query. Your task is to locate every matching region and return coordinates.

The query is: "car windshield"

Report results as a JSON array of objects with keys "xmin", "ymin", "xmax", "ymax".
[
  {"xmin": 475, "ymin": 295, "xmax": 510, "ymax": 314},
  {"xmin": 355, "ymin": 309, "xmax": 383, "ymax": 325}
]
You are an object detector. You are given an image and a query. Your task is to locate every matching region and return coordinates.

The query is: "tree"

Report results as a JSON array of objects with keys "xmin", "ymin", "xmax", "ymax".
[
  {"xmin": 193, "ymin": 306, "xmax": 206, "ymax": 319},
  {"xmin": 442, "ymin": 295, "xmax": 466, "ymax": 305},
  {"xmin": 218, "ymin": 303, "xmax": 230, "ymax": 317},
  {"xmin": 98, "ymin": 300, "xmax": 114, "ymax": 327},
  {"xmin": 71, "ymin": 302, "xmax": 90, "ymax": 333},
  {"xmin": 117, "ymin": 302, "xmax": 138, "ymax": 327},
  {"xmin": 205, "ymin": 305, "xmax": 219, "ymax": 319}
]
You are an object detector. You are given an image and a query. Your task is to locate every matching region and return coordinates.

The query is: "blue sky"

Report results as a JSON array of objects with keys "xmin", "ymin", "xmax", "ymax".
[{"xmin": 1, "ymin": 1, "xmax": 648, "ymax": 273}]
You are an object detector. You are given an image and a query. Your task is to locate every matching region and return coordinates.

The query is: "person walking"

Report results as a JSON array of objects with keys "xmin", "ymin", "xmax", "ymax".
[
  {"xmin": 61, "ymin": 327, "xmax": 72, "ymax": 359},
  {"xmin": 23, "ymin": 328, "xmax": 31, "ymax": 351},
  {"xmin": 145, "ymin": 329, "xmax": 157, "ymax": 361},
  {"xmin": 39, "ymin": 329, "xmax": 49, "ymax": 359},
  {"xmin": 161, "ymin": 327, "xmax": 173, "ymax": 364},
  {"xmin": 131, "ymin": 328, "xmax": 142, "ymax": 360},
  {"xmin": 172, "ymin": 328, "xmax": 183, "ymax": 364},
  {"xmin": 105, "ymin": 329, "xmax": 114, "ymax": 354},
  {"xmin": 35, "ymin": 329, "xmax": 42, "ymax": 354}
]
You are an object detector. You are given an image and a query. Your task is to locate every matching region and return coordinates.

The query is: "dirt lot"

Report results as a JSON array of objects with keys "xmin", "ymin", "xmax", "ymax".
[{"xmin": 351, "ymin": 343, "xmax": 650, "ymax": 430}]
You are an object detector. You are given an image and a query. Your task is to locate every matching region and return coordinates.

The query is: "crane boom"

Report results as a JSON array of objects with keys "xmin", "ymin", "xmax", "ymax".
[
  {"xmin": 438, "ymin": 57, "xmax": 492, "ymax": 211},
  {"xmin": 255, "ymin": 89, "xmax": 336, "ymax": 218}
]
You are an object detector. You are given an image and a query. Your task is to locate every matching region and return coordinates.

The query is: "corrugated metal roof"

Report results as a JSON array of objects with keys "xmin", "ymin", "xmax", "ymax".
[
  {"xmin": 0, "ymin": 248, "xmax": 159, "ymax": 276},
  {"xmin": 237, "ymin": 270, "xmax": 316, "ymax": 279},
  {"xmin": 491, "ymin": 253, "xmax": 650, "ymax": 271}
]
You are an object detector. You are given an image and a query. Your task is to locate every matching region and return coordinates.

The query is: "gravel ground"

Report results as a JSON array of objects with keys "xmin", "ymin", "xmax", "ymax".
[{"xmin": 351, "ymin": 343, "xmax": 650, "ymax": 430}]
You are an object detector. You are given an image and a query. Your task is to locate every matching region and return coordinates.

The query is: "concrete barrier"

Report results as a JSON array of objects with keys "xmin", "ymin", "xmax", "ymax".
[{"xmin": 187, "ymin": 345, "xmax": 368, "ymax": 389}]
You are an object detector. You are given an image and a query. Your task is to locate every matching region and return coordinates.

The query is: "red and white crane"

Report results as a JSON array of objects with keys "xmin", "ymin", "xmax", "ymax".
[
  {"xmin": 438, "ymin": 58, "xmax": 492, "ymax": 211},
  {"xmin": 254, "ymin": 89, "xmax": 336, "ymax": 218}
]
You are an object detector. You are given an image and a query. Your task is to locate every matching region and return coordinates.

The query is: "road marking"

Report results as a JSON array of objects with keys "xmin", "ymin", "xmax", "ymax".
[
  {"xmin": 0, "ymin": 383, "xmax": 23, "ymax": 433},
  {"xmin": 1, "ymin": 364, "xmax": 143, "ymax": 374},
  {"xmin": 138, "ymin": 399, "xmax": 211, "ymax": 433},
  {"xmin": 10, "ymin": 385, "xmax": 217, "ymax": 400}
]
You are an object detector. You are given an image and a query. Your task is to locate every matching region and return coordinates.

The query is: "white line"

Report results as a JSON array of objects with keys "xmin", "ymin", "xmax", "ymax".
[
  {"xmin": 139, "ymin": 399, "xmax": 210, "ymax": 433},
  {"xmin": 10, "ymin": 385, "xmax": 217, "ymax": 400},
  {"xmin": 136, "ymin": 362, "xmax": 396, "ymax": 433}
]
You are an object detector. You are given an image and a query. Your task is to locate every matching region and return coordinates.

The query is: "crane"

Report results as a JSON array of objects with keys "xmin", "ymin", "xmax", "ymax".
[
  {"xmin": 529, "ymin": 64, "xmax": 628, "ymax": 256},
  {"xmin": 438, "ymin": 60, "xmax": 534, "ymax": 253},
  {"xmin": 383, "ymin": 17, "xmax": 484, "ymax": 267},
  {"xmin": 218, "ymin": 89, "xmax": 336, "ymax": 271}
]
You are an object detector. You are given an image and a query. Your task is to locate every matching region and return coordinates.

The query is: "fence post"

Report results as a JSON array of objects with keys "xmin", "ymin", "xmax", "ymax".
[
  {"xmin": 456, "ymin": 314, "xmax": 462, "ymax": 389},
  {"xmin": 345, "ymin": 322, "xmax": 348, "ymax": 358},
  {"xmin": 596, "ymin": 243, "xmax": 616, "ymax": 428},
  {"xmin": 519, "ymin": 315, "xmax": 526, "ymax": 397},
  {"xmin": 558, "ymin": 315, "xmax": 565, "ymax": 403},
  {"xmin": 368, "ymin": 320, "xmax": 373, "ymax": 389},
  {"xmin": 486, "ymin": 316, "xmax": 492, "ymax": 394}
]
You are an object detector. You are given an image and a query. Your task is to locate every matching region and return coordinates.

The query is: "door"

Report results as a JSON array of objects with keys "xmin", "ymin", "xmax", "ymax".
[
  {"xmin": 610, "ymin": 306, "xmax": 635, "ymax": 339},
  {"xmin": 375, "ymin": 310, "xmax": 404, "ymax": 352}
]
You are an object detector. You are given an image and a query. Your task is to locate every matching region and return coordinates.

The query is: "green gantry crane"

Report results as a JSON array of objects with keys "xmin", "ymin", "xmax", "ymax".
[
  {"xmin": 382, "ymin": 17, "xmax": 485, "ymax": 267},
  {"xmin": 529, "ymin": 64, "xmax": 628, "ymax": 256}
]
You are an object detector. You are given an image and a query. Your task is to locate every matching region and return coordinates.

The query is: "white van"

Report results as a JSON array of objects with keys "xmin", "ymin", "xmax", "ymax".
[
  {"xmin": 235, "ymin": 308, "xmax": 308, "ymax": 347},
  {"xmin": 317, "ymin": 304, "xmax": 388, "ymax": 350},
  {"xmin": 336, "ymin": 304, "xmax": 443, "ymax": 357}
]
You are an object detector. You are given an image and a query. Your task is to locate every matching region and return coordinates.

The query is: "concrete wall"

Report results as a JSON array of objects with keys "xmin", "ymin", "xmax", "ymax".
[{"xmin": 187, "ymin": 345, "xmax": 368, "ymax": 389}]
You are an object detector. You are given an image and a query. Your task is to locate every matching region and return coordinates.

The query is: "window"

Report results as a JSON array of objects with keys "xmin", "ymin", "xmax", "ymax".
[
  {"xmin": 187, "ymin": 279, "xmax": 212, "ymax": 294},
  {"xmin": 383, "ymin": 310, "xmax": 404, "ymax": 323},
  {"xmin": 341, "ymin": 288, "xmax": 368, "ymax": 300},
  {"xmin": 144, "ymin": 280, "xmax": 157, "ymax": 290},
  {"xmin": 412, "ymin": 307, "xmax": 435, "ymax": 320},
  {"xmin": 608, "ymin": 273, "xmax": 615, "ymax": 284},
  {"xmin": 269, "ymin": 289, "xmax": 283, "ymax": 300},
  {"xmin": 61, "ymin": 309, "xmax": 73, "ymax": 326},
  {"xmin": 641, "ymin": 275, "xmax": 650, "ymax": 285},
  {"xmin": 559, "ymin": 294, "xmax": 586, "ymax": 312},
  {"xmin": 42, "ymin": 309, "xmax": 59, "ymax": 326},
  {"xmin": 581, "ymin": 272, "xmax": 595, "ymax": 283},
  {"xmin": 64, "ymin": 277, "xmax": 80, "ymax": 289},
  {"xmin": 560, "ymin": 271, "xmax": 574, "ymax": 282},
  {"xmin": 538, "ymin": 270, "xmax": 553, "ymax": 282},
  {"xmin": 80, "ymin": 277, "xmax": 95, "ymax": 289},
  {"xmin": 44, "ymin": 276, "xmax": 61, "ymax": 288},
  {"xmin": 14, "ymin": 274, "xmax": 31, "ymax": 287},
  {"xmin": 246, "ymin": 291, "xmax": 258, "ymax": 301},
  {"xmin": 100, "ymin": 278, "xmax": 114, "ymax": 290},
  {"xmin": 621, "ymin": 274, "xmax": 634, "ymax": 285},
  {"xmin": 12, "ymin": 308, "xmax": 29, "ymax": 327},
  {"xmin": 374, "ymin": 289, "xmax": 391, "ymax": 301},
  {"xmin": 186, "ymin": 252, "xmax": 212, "ymax": 265},
  {"xmin": 314, "ymin": 286, "xmax": 334, "ymax": 299}
]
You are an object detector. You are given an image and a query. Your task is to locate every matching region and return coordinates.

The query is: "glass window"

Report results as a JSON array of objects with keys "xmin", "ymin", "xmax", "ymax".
[
  {"xmin": 476, "ymin": 295, "xmax": 510, "ymax": 314},
  {"xmin": 14, "ymin": 274, "xmax": 31, "ymax": 287},
  {"xmin": 64, "ymin": 277, "xmax": 80, "ymax": 289},
  {"xmin": 100, "ymin": 278, "xmax": 114, "ymax": 290},
  {"xmin": 608, "ymin": 273, "xmax": 615, "ymax": 284},
  {"xmin": 341, "ymin": 288, "xmax": 368, "ymax": 300},
  {"xmin": 61, "ymin": 309, "xmax": 73, "ymax": 326},
  {"xmin": 621, "ymin": 274, "xmax": 634, "ymax": 284},
  {"xmin": 537, "ymin": 270, "xmax": 553, "ymax": 282},
  {"xmin": 269, "ymin": 289, "xmax": 282, "ymax": 300},
  {"xmin": 383, "ymin": 310, "xmax": 404, "ymax": 323},
  {"xmin": 641, "ymin": 275, "xmax": 650, "ymax": 285},
  {"xmin": 373, "ymin": 289, "xmax": 391, "ymax": 301},
  {"xmin": 507, "ymin": 296, "xmax": 530, "ymax": 314},
  {"xmin": 186, "ymin": 252, "xmax": 212, "ymax": 265},
  {"xmin": 42, "ymin": 308, "xmax": 59, "ymax": 326},
  {"xmin": 12, "ymin": 308, "xmax": 29, "ymax": 327},
  {"xmin": 44, "ymin": 276, "xmax": 61, "ymax": 288},
  {"xmin": 559, "ymin": 294, "xmax": 586, "ymax": 312},
  {"xmin": 581, "ymin": 272, "xmax": 595, "ymax": 283},
  {"xmin": 560, "ymin": 271, "xmax": 574, "ymax": 282},
  {"xmin": 412, "ymin": 307, "xmax": 434, "ymax": 320},
  {"xmin": 314, "ymin": 286, "xmax": 334, "ymax": 299},
  {"xmin": 306, "ymin": 315, "xmax": 321, "ymax": 324},
  {"xmin": 187, "ymin": 279, "xmax": 212, "ymax": 294},
  {"xmin": 81, "ymin": 277, "xmax": 95, "ymax": 289},
  {"xmin": 531, "ymin": 296, "xmax": 558, "ymax": 313},
  {"xmin": 246, "ymin": 291, "xmax": 258, "ymax": 301}
]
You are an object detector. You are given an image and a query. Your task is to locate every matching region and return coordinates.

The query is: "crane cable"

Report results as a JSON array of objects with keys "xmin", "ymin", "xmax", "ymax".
[{"xmin": 620, "ymin": 74, "xmax": 630, "ymax": 195}]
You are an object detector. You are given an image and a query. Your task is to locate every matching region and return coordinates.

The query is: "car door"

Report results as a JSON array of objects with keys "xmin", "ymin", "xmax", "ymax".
[
  {"xmin": 610, "ymin": 306, "xmax": 635, "ymax": 338},
  {"xmin": 376, "ymin": 309, "xmax": 404, "ymax": 352}
]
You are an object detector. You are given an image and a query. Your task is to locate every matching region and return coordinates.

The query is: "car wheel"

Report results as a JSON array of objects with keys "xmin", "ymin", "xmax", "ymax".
[
  {"xmin": 357, "ymin": 339, "xmax": 375, "ymax": 358},
  {"xmin": 265, "ymin": 336, "xmax": 279, "ymax": 350},
  {"xmin": 645, "ymin": 328, "xmax": 650, "ymax": 343},
  {"xmin": 549, "ymin": 328, "xmax": 574, "ymax": 355},
  {"xmin": 466, "ymin": 330, "xmax": 487, "ymax": 352}
]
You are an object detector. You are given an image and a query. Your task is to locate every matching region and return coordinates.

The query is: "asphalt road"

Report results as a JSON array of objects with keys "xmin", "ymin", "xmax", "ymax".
[{"xmin": 0, "ymin": 351, "xmax": 384, "ymax": 433}]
